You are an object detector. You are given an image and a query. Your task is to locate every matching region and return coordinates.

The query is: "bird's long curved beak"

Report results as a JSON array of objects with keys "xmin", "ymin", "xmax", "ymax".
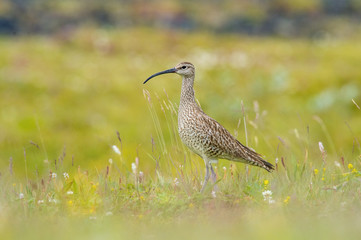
[{"xmin": 143, "ymin": 68, "xmax": 176, "ymax": 84}]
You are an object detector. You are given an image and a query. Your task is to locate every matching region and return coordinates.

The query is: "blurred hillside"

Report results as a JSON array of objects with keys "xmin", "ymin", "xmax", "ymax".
[
  {"xmin": 0, "ymin": 0, "xmax": 360, "ymax": 176},
  {"xmin": 1, "ymin": 0, "xmax": 361, "ymax": 37}
]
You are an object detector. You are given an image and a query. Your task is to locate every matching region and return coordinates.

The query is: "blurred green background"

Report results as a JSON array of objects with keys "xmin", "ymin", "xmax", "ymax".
[
  {"xmin": 1, "ymin": 2, "xmax": 361, "ymax": 240},
  {"xmin": 0, "ymin": 0, "xmax": 360, "ymax": 177}
]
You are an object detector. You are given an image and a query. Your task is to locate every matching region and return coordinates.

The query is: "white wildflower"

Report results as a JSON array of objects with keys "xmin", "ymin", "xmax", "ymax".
[
  {"xmin": 135, "ymin": 157, "xmax": 139, "ymax": 166},
  {"xmin": 37, "ymin": 200, "xmax": 44, "ymax": 204},
  {"xmin": 51, "ymin": 172, "xmax": 57, "ymax": 179},
  {"xmin": 63, "ymin": 172, "xmax": 69, "ymax": 180},
  {"xmin": 112, "ymin": 145, "xmax": 121, "ymax": 155},
  {"xmin": 105, "ymin": 211, "xmax": 113, "ymax": 216},
  {"xmin": 89, "ymin": 216, "xmax": 97, "ymax": 220},
  {"xmin": 211, "ymin": 191, "xmax": 217, "ymax": 198},
  {"xmin": 131, "ymin": 162, "xmax": 137, "ymax": 174},
  {"xmin": 262, "ymin": 190, "xmax": 273, "ymax": 197},
  {"xmin": 108, "ymin": 158, "xmax": 113, "ymax": 164},
  {"xmin": 318, "ymin": 142, "xmax": 325, "ymax": 153},
  {"xmin": 334, "ymin": 161, "xmax": 341, "ymax": 168},
  {"xmin": 48, "ymin": 198, "xmax": 58, "ymax": 204},
  {"xmin": 262, "ymin": 190, "xmax": 275, "ymax": 204},
  {"xmin": 174, "ymin": 178, "xmax": 180, "ymax": 186},
  {"xmin": 223, "ymin": 167, "xmax": 227, "ymax": 171},
  {"xmin": 19, "ymin": 193, "xmax": 24, "ymax": 199},
  {"xmin": 67, "ymin": 191, "xmax": 74, "ymax": 195}
]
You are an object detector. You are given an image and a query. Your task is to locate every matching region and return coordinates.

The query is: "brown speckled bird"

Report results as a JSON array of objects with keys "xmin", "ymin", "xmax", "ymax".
[{"xmin": 144, "ymin": 62, "xmax": 274, "ymax": 192}]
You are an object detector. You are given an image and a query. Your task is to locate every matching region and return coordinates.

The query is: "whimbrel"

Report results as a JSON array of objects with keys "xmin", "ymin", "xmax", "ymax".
[{"xmin": 144, "ymin": 62, "xmax": 274, "ymax": 192}]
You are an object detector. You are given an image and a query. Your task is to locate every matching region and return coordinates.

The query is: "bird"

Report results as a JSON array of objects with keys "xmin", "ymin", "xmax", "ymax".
[{"xmin": 144, "ymin": 62, "xmax": 274, "ymax": 192}]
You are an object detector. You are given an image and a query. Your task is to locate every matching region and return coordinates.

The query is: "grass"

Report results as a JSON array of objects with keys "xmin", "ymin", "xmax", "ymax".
[{"xmin": 0, "ymin": 28, "xmax": 361, "ymax": 239}]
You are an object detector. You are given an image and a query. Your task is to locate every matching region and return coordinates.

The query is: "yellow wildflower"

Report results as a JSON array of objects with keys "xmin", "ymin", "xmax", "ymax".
[
  {"xmin": 321, "ymin": 177, "xmax": 325, "ymax": 181},
  {"xmin": 314, "ymin": 169, "xmax": 319, "ymax": 175},
  {"xmin": 352, "ymin": 168, "xmax": 357, "ymax": 173},
  {"xmin": 189, "ymin": 203, "xmax": 194, "ymax": 208},
  {"xmin": 67, "ymin": 200, "xmax": 73, "ymax": 206},
  {"xmin": 140, "ymin": 196, "xmax": 145, "ymax": 201},
  {"xmin": 283, "ymin": 196, "xmax": 290, "ymax": 204},
  {"xmin": 348, "ymin": 163, "xmax": 353, "ymax": 170},
  {"xmin": 264, "ymin": 180, "xmax": 269, "ymax": 186}
]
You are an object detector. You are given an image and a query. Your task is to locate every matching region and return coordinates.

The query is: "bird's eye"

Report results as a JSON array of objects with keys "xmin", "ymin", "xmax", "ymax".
[{"xmin": 181, "ymin": 66, "xmax": 187, "ymax": 69}]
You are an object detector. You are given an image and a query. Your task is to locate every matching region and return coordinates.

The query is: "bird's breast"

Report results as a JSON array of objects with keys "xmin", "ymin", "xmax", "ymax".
[
  {"xmin": 178, "ymin": 110, "xmax": 203, "ymax": 155},
  {"xmin": 177, "ymin": 110, "xmax": 221, "ymax": 158}
]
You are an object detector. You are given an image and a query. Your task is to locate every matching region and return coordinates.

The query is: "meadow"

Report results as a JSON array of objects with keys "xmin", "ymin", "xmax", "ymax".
[{"xmin": 0, "ymin": 28, "xmax": 360, "ymax": 239}]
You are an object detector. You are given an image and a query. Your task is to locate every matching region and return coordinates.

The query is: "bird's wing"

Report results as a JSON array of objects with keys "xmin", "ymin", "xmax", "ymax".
[{"xmin": 199, "ymin": 113, "xmax": 274, "ymax": 172}]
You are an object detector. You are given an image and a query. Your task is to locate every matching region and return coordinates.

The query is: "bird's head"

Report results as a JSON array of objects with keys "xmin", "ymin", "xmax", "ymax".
[{"xmin": 143, "ymin": 62, "xmax": 195, "ymax": 84}]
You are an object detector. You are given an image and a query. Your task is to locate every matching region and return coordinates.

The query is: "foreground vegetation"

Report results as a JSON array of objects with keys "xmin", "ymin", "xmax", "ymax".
[{"xmin": 0, "ymin": 28, "xmax": 360, "ymax": 239}]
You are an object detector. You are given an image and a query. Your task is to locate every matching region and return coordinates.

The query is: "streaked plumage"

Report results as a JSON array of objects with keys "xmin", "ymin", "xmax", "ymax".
[{"xmin": 144, "ymin": 62, "xmax": 274, "ymax": 192}]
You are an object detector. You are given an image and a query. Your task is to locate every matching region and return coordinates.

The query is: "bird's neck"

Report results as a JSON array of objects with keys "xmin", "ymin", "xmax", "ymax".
[{"xmin": 180, "ymin": 75, "xmax": 197, "ymax": 109}]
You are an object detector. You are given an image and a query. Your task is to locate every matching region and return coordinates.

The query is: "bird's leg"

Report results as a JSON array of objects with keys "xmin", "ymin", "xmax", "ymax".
[
  {"xmin": 200, "ymin": 160, "xmax": 210, "ymax": 193},
  {"xmin": 210, "ymin": 164, "xmax": 218, "ymax": 192}
]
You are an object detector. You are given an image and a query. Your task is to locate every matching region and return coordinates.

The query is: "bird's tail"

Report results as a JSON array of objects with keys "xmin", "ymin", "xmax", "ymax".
[
  {"xmin": 234, "ymin": 140, "xmax": 275, "ymax": 172},
  {"xmin": 246, "ymin": 151, "xmax": 274, "ymax": 172}
]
